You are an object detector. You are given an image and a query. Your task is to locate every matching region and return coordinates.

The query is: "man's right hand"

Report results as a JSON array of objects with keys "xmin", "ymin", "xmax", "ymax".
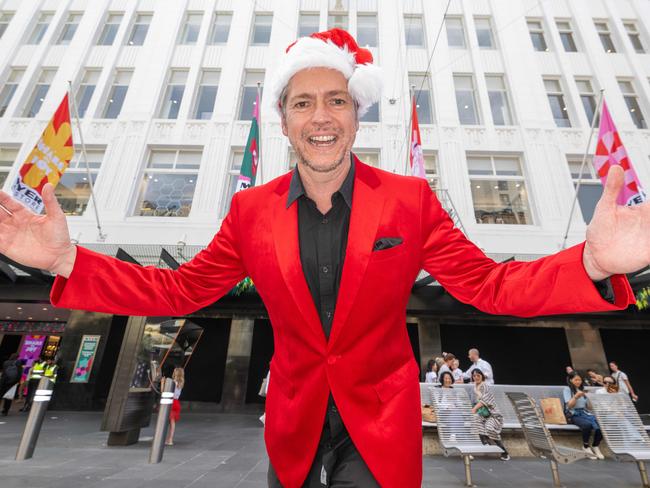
[{"xmin": 0, "ymin": 183, "xmax": 76, "ymax": 278}]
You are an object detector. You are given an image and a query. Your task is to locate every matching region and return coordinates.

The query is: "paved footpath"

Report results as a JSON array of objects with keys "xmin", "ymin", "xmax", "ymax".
[{"xmin": 0, "ymin": 411, "xmax": 645, "ymax": 487}]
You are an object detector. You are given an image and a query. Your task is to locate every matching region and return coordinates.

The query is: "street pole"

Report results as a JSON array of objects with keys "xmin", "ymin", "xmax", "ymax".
[
  {"xmin": 149, "ymin": 377, "xmax": 174, "ymax": 464},
  {"xmin": 15, "ymin": 377, "xmax": 54, "ymax": 461}
]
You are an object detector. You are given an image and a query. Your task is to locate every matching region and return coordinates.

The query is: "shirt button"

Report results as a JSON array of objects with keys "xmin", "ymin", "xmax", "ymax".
[
  {"xmin": 322, "ymin": 266, "xmax": 329, "ymax": 274},
  {"xmin": 322, "ymin": 218, "xmax": 328, "ymax": 224},
  {"xmin": 326, "ymin": 311, "xmax": 333, "ymax": 319}
]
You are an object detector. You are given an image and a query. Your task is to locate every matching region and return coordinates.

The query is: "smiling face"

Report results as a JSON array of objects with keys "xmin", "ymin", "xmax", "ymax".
[
  {"xmin": 570, "ymin": 374, "xmax": 583, "ymax": 389},
  {"xmin": 280, "ymin": 67, "xmax": 359, "ymax": 174}
]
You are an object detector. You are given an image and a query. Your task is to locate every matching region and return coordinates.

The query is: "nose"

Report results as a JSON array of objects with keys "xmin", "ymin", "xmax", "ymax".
[{"xmin": 310, "ymin": 98, "xmax": 333, "ymax": 126}]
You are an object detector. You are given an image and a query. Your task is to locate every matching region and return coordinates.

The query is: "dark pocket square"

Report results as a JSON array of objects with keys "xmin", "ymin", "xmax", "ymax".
[{"xmin": 373, "ymin": 237, "xmax": 403, "ymax": 251}]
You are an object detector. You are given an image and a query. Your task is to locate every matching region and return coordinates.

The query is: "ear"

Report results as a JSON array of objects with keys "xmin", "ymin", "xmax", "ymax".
[{"xmin": 281, "ymin": 112, "xmax": 289, "ymax": 137}]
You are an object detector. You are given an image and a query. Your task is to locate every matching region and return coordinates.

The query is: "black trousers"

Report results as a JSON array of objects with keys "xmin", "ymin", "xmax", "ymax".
[{"xmin": 267, "ymin": 421, "xmax": 379, "ymax": 487}]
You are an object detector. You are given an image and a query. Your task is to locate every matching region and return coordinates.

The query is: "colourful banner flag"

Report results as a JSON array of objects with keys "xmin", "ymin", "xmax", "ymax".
[
  {"xmin": 594, "ymin": 100, "xmax": 646, "ymax": 206},
  {"xmin": 11, "ymin": 94, "xmax": 74, "ymax": 213},
  {"xmin": 409, "ymin": 97, "xmax": 426, "ymax": 179},
  {"xmin": 235, "ymin": 92, "xmax": 260, "ymax": 192}
]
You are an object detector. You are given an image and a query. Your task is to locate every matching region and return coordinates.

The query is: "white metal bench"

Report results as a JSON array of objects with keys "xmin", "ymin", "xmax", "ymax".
[
  {"xmin": 587, "ymin": 393, "xmax": 650, "ymax": 487},
  {"xmin": 507, "ymin": 391, "xmax": 590, "ymax": 487},
  {"xmin": 430, "ymin": 387, "xmax": 503, "ymax": 487}
]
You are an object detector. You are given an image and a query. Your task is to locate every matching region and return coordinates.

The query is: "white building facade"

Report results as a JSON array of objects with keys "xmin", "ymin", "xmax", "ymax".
[{"xmin": 0, "ymin": 0, "xmax": 650, "ymax": 256}]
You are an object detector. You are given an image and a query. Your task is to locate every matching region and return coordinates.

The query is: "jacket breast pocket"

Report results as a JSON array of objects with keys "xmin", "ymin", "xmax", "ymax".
[
  {"xmin": 369, "ymin": 244, "xmax": 406, "ymax": 263},
  {"xmin": 373, "ymin": 360, "xmax": 419, "ymax": 403},
  {"xmin": 269, "ymin": 362, "xmax": 295, "ymax": 400}
]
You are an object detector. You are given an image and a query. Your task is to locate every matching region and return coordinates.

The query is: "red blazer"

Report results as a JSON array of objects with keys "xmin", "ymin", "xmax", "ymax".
[{"xmin": 51, "ymin": 157, "xmax": 634, "ymax": 487}]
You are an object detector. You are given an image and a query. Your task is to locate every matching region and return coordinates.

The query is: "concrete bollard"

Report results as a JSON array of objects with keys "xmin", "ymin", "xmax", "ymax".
[
  {"xmin": 149, "ymin": 377, "xmax": 174, "ymax": 464},
  {"xmin": 16, "ymin": 377, "xmax": 54, "ymax": 461}
]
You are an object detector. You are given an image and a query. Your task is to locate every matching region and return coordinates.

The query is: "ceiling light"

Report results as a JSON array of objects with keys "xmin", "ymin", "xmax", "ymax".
[
  {"xmin": 16, "ymin": 306, "xmax": 22, "ymax": 310},
  {"xmin": 42, "ymin": 307, "xmax": 48, "ymax": 311}
]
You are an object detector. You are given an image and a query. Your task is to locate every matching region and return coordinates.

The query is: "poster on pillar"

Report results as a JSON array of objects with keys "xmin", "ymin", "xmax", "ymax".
[{"xmin": 71, "ymin": 335, "xmax": 101, "ymax": 383}]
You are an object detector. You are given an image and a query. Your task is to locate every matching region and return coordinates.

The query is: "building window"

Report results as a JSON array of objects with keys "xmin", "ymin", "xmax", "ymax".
[
  {"xmin": 486, "ymin": 75, "xmax": 514, "ymax": 125},
  {"xmin": 328, "ymin": 13, "xmax": 348, "ymax": 31},
  {"xmin": 404, "ymin": 15, "xmax": 425, "ymax": 47},
  {"xmin": 424, "ymin": 153, "xmax": 438, "ymax": 189},
  {"xmin": 453, "ymin": 74, "xmax": 480, "ymax": 125},
  {"xmin": 544, "ymin": 78, "xmax": 571, "ymax": 128},
  {"xmin": 127, "ymin": 13, "xmax": 152, "ymax": 46},
  {"xmin": 359, "ymin": 101, "xmax": 379, "ymax": 122},
  {"xmin": 238, "ymin": 71, "xmax": 263, "ymax": 120},
  {"xmin": 76, "ymin": 69, "xmax": 100, "ymax": 118},
  {"xmin": 251, "ymin": 13, "xmax": 272, "ymax": 45},
  {"xmin": 357, "ymin": 13, "xmax": 377, "ymax": 48},
  {"xmin": 97, "ymin": 13, "xmax": 123, "ymax": 45},
  {"xmin": 28, "ymin": 12, "xmax": 53, "ymax": 44},
  {"xmin": 179, "ymin": 12, "xmax": 202, "ymax": 45},
  {"xmin": 468, "ymin": 154, "xmax": 533, "ymax": 225},
  {"xmin": 354, "ymin": 151, "xmax": 379, "ymax": 167},
  {"xmin": 55, "ymin": 149, "xmax": 104, "ymax": 216},
  {"xmin": 223, "ymin": 150, "xmax": 243, "ymax": 216},
  {"xmin": 0, "ymin": 12, "xmax": 13, "ymax": 40},
  {"xmin": 446, "ymin": 17, "xmax": 466, "ymax": 49},
  {"xmin": 618, "ymin": 79, "xmax": 647, "ymax": 129},
  {"xmin": 297, "ymin": 12, "xmax": 319, "ymax": 38},
  {"xmin": 567, "ymin": 156, "xmax": 602, "ymax": 224},
  {"xmin": 0, "ymin": 147, "xmax": 18, "ymax": 188},
  {"xmin": 192, "ymin": 70, "xmax": 219, "ymax": 120},
  {"xmin": 57, "ymin": 13, "xmax": 82, "ymax": 45},
  {"xmin": 102, "ymin": 70, "xmax": 131, "ymax": 119},
  {"xmin": 209, "ymin": 12, "xmax": 231, "ymax": 44},
  {"xmin": 0, "ymin": 68, "xmax": 24, "ymax": 117},
  {"xmin": 575, "ymin": 78, "xmax": 598, "ymax": 125},
  {"xmin": 527, "ymin": 19, "xmax": 548, "ymax": 52},
  {"xmin": 474, "ymin": 17, "xmax": 495, "ymax": 49},
  {"xmin": 135, "ymin": 149, "xmax": 202, "ymax": 217},
  {"xmin": 159, "ymin": 70, "xmax": 188, "ymax": 119},
  {"xmin": 23, "ymin": 69, "xmax": 55, "ymax": 118},
  {"xmin": 556, "ymin": 20, "xmax": 578, "ymax": 52},
  {"xmin": 624, "ymin": 21, "xmax": 645, "ymax": 53},
  {"xmin": 595, "ymin": 21, "xmax": 616, "ymax": 53},
  {"xmin": 409, "ymin": 74, "xmax": 434, "ymax": 124}
]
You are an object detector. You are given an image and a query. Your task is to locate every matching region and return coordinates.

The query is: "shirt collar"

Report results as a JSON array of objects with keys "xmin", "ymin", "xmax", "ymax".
[{"xmin": 286, "ymin": 153, "xmax": 355, "ymax": 209}]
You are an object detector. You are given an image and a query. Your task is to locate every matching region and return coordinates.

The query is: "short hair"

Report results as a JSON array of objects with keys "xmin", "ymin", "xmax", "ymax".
[
  {"xmin": 468, "ymin": 348, "xmax": 479, "ymax": 356},
  {"xmin": 438, "ymin": 371, "xmax": 454, "ymax": 386},
  {"xmin": 444, "ymin": 353, "xmax": 456, "ymax": 362},
  {"xmin": 609, "ymin": 361, "xmax": 618, "ymax": 367}
]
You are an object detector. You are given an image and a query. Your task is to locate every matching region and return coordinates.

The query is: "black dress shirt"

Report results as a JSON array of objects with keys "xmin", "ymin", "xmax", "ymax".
[{"xmin": 286, "ymin": 158, "xmax": 355, "ymax": 449}]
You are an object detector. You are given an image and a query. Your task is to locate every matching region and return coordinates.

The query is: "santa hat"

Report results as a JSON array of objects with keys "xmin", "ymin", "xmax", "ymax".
[{"xmin": 269, "ymin": 28, "xmax": 382, "ymax": 119}]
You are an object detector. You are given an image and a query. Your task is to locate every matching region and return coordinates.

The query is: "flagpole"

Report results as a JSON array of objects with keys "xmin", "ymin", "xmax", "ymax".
[
  {"xmin": 405, "ymin": 84, "xmax": 415, "ymax": 175},
  {"xmin": 256, "ymin": 82, "xmax": 263, "ymax": 185},
  {"xmin": 560, "ymin": 89, "xmax": 604, "ymax": 250},
  {"xmin": 68, "ymin": 81, "xmax": 106, "ymax": 241}
]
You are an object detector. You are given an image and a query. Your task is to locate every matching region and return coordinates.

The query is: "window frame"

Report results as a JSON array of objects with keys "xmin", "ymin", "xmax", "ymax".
[
  {"xmin": 251, "ymin": 12, "xmax": 273, "ymax": 46},
  {"xmin": 97, "ymin": 12, "xmax": 123, "ymax": 46},
  {"xmin": 485, "ymin": 74, "xmax": 515, "ymax": 126},
  {"xmin": 594, "ymin": 20, "xmax": 617, "ymax": 53},
  {"xmin": 556, "ymin": 19, "xmax": 578, "ymax": 52},
  {"xmin": 445, "ymin": 16, "xmax": 466, "ymax": 49},
  {"xmin": 404, "ymin": 14, "xmax": 425, "ymax": 48},
  {"xmin": 527, "ymin": 19, "xmax": 548, "ymax": 52},
  {"xmin": 179, "ymin": 12, "xmax": 203, "ymax": 45},
  {"xmin": 544, "ymin": 77, "xmax": 572, "ymax": 128},
  {"xmin": 623, "ymin": 21, "xmax": 645, "ymax": 54},
  {"xmin": 55, "ymin": 147, "xmax": 105, "ymax": 216},
  {"xmin": 453, "ymin": 74, "xmax": 481, "ymax": 125},
  {"xmin": 57, "ymin": 12, "xmax": 82, "ymax": 45},
  {"xmin": 28, "ymin": 12, "xmax": 54, "ymax": 45},
  {"xmin": 209, "ymin": 11, "xmax": 232, "ymax": 44},
  {"xmin": 474, "ymin": 16, "xmax": 495, "ymax": 49},
  {"xmin": 127, "ymin": 12, "xmax": 152, "ymax": 46}
]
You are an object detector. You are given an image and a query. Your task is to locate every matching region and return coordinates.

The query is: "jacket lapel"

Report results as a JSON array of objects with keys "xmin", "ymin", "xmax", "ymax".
[
  {"xmin": 272, "ymin": 176, "xmax": 326, "ymax": 346},
  {"xmin": 327, "ymin": 160, "xmax": 384, "ymax": 349}
]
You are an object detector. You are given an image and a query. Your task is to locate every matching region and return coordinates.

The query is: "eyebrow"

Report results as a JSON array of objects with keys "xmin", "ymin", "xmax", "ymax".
[{"xmin": 289, "ymin": 90, "xmax": 351, "ymax": 102}]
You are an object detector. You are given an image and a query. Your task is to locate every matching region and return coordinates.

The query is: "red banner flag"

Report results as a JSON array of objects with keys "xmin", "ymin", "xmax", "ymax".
[
  {"xmin": 409, "ymin": 97, "xmax": 426, "ymax": 179},
  {"xmin": 11, "ymin": 94, "xmax": 74, "ymax": 213}
]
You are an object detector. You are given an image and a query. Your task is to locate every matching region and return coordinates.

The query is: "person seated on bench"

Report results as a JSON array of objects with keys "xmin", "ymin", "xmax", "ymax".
[
  {"xmin": 437, "ymin": 371, "xmax": 455, "ymax": 389},
  {"xmin": 470, "ymin": 369, "xmax": 510, "ymax": 461},
  {"xmin": 595, "ymin": 376, "xmax": 619, "ymax": 395},
  {"xmin": 564, "ymin": 372, "xmax": 604, "ymax": 460}
]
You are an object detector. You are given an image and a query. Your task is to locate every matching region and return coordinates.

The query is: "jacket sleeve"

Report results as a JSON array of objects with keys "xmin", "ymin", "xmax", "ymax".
[
  {"xmin": 418, "ymin": 180, "xmax": 635, "ymax": 317},
  {"xmin": 50, "ymin": 192, "xmax": 248, "ymax": 317}
]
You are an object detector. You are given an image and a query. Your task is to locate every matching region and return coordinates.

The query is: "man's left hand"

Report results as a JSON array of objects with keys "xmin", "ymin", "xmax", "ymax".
[{"xmin": 583, "ymin": 165, "xmax": 650, "ymax": 281}]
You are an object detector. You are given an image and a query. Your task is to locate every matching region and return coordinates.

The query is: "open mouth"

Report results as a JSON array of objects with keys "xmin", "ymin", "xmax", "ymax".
[{"xmin": 307, "ymin": 135, "xmax": 338, "ymax": 147}]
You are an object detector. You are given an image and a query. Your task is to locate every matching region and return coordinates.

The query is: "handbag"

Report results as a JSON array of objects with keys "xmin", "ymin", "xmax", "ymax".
[
  {"xmin": 3, "ymin": 384, "xmax": 17, "ymax": 400},
  {"xmin": 258, "ymin": 377, "xmax": 268, "ymax": 397},
  {"xmin": 476, "ymin": 405, "xmax": 491, "ymax": 418}
]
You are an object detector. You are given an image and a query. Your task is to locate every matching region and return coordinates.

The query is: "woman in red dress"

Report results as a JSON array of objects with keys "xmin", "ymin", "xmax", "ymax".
[{"xmin": 165, "ymin": 367, "xmax": 184, "ymax": 446}]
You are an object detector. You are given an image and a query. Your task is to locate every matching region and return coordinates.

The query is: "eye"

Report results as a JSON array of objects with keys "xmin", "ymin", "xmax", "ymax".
[
  {"xmin": 331, "ymin": 98, "xmax": 346, "ymax": 105},
  {"xmin": 294, "ymin": 101, "xmax": 309, "ymax": 109}
]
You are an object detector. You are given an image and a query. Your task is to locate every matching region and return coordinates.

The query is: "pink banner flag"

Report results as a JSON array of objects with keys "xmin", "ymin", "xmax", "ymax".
[{"xmin": 593, "ymin": 100, "xmax": 646, "ymax": 206}]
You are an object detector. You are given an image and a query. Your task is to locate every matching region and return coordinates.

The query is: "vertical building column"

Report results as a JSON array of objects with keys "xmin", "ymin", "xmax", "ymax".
[
  {"xmin": 564, "ymin": 322, "xmax": 609, "ymax": 373},
  {"xmin": 220, "ymin": 317, "xmax": 254, "ymax": 411},
  {"xmin": 416, "ymin": 318, "xmax": 442, "ymax": 380}
]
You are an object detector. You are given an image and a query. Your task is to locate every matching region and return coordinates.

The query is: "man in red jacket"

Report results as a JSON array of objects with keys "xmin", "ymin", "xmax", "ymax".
[{"xmin": 0, "ymin": 28, "xmax": 646, "ymax": 487}]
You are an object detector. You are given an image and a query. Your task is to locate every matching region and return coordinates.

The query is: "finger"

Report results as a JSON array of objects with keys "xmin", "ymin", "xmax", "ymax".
[
  {"xmin": 42, "ymin": 183, "xmax": 64, "ymax": 218},
  {"xmin": 0, "ymin": 191, "xmax": 25, "ymax": 214},
  {"xmin": 600, "ymin": 164, "xmax": 625, "ymax": 208}
]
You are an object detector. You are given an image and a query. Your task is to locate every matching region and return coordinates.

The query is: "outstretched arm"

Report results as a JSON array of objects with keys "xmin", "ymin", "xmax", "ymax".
[
  {"xmin": 418, "ymin": 167, "xmax": 636, "ymax": 318},
  {"xmin": 0, "ymin": 183, "xmax": 246, "ymax": 317}
]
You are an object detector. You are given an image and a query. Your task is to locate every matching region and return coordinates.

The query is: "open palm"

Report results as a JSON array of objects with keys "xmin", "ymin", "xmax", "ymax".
[
  {"xmin": 0, "ymin": 183, "xmax": 74, "ymax": 273},
  {"xmin": 584, "ymin": 165, "xmax": 650, "ymax": 280}
]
